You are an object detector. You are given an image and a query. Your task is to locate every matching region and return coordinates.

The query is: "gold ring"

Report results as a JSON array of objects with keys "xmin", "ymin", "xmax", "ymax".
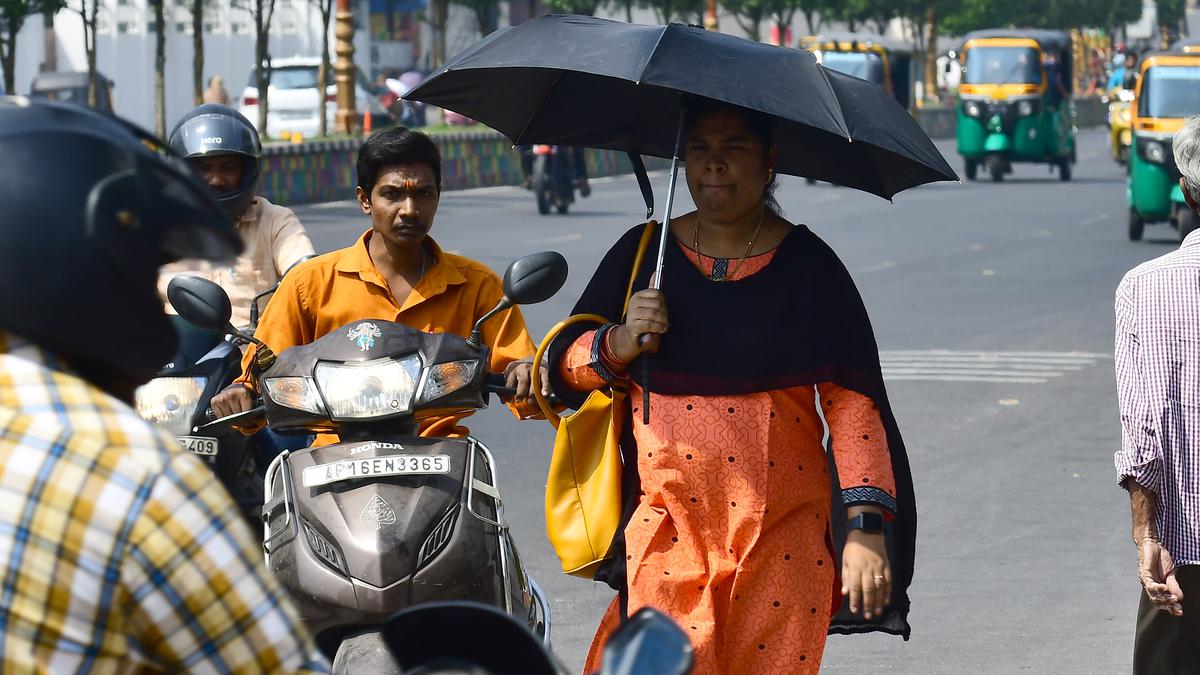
[{"xmin": 873, "ymin": 575, "xmax": 885, "ymax": 581}]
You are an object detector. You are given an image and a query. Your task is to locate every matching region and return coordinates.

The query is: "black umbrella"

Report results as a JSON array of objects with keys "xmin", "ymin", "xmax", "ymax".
[{"xmin": 407, "ymin": 15, "xmax": 957, "ymax": 417}]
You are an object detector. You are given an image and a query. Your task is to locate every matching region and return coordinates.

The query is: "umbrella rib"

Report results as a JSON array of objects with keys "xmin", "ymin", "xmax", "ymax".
[
  {"xmin": 815, "ymin": 65, "xmax": 852, "ymax": 141},
  {"xmin": 635, "ymin": 23, "xmax": 673, "ymax": 85},
  {"xmin": 513, "ymin": 69, "xmax": 567, "ymax": 145}
]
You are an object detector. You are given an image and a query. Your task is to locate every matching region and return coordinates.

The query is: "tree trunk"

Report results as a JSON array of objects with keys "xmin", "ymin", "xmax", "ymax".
[
  {"xmin": 42, "ymin": 8, "xmax": 57, "ymax": 73},
  {"xmin": 192, "ymin": 0, "xmax": 204, "ymax": 105},
  {"xmin": 84, "ymin": 0, "xmax": 98, "ymax": 108},
  {"xmin": 155, "ymin": 1, "xmax": 165, "ymax": 137},
  {"xmin": 923, "ymin": 4, "xmax": 937, "ymax": 103},
  {"xmin": 625, "ymin": 1, "xmax": 632, "ymax": 23},
  {"xmin": 318, "ymin": 5, "xmax": 331, "ymax": 136},
  {"xmin": 431, "ymin": 0, "xmax": 447, "ymax": 69},
  {"xmin": 1, "ymin": 25, "xmax": 18, "ymax": 95},
  {"xmin": 255, "ymin": 0, "xmax": 269, "ymax": 136},
  {"xmin": 802, "ymin": 9, "xmax": 817, "ymax": 35}
]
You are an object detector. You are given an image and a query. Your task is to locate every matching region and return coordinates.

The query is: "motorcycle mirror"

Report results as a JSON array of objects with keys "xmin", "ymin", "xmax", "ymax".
[
  {"xmin": 502, "ymin": 251, "xmax": 568, "ymax": 306},
  {"xmin": 467, "ymin": 251, "xmax": 568, "ymax": 349},
  {"xmin": 167, "ymin": 275, "xmax": 235, "ymax": 333},
  {"xmin": 599, "ymin": 608, "xmax": 694, "ymax": 675}
]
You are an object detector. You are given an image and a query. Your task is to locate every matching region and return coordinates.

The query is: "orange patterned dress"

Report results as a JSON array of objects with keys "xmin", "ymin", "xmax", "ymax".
[{"xmin": 559, "ymin": 244, "xmax": 897, "ymax": 675}]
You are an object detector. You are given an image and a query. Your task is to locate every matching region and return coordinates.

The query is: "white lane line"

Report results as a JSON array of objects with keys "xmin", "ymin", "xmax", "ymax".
[
  {"xmin": 528, "ymin": 233, "xmax": 584, "ymax": 245},
  {"xmin": 858, "ymin": 261, "xmax": 897, "ymax": 273},
  {"xmin": 878, "ymin": 350, "xmax": 1107, "ymax": 384},
  {"xmin": 1078, "ymin": 213, "xmax": 1107, "ymax": 226}
]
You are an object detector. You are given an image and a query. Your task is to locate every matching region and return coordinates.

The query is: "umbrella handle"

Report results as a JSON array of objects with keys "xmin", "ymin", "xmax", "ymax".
[{"xmin": 640, "ymin": 108, "xmax": 687, "ymax": 426}]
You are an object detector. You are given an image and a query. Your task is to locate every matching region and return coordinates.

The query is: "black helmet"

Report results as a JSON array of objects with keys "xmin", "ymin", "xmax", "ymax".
[
  {"xmin": 0, "ymin": 96, "xmax": 240, "ymax": 387},
  {"xmin": 168, "ymin": 103, "xmax": 263, "ymax": 221}
]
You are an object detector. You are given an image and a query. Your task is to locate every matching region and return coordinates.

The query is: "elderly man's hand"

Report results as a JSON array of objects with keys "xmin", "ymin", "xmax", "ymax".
[
  {"xmin": 504, "ymin": 358, "xmax": 552, "ymax": 403},
  {"xmin": 1137, "ymin": 537, "xmax": 1185, "ymax": 616}
]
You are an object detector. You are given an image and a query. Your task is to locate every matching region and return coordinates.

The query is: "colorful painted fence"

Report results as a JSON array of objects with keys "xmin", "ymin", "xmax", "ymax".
[{"xmin": 260, "ymin": 131, "xmax": 669, "ymax": 206}]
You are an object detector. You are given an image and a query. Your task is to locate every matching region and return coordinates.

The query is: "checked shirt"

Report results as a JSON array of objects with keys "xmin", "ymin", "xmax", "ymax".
[
  {"xmin": 0, "ymin": 332, "xmax": 328, "ymax": 673},
  {"xmin": 1115, "ymin": 228, "xmax": 1200, "ymax": 567}
]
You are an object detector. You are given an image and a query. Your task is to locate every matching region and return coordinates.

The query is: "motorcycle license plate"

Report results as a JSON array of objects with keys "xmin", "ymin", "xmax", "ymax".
[
  {"xmin": 177, "ymin": 436, "xmax": 218, "ymax": 456},
  {"xmin": 302, "ymin": 454, "xmax": 451, "ymax": 488}
]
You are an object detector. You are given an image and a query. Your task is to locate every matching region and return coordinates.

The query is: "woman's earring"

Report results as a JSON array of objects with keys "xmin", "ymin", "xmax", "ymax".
[{"xmin": 766, "ymin": 170, "xmax": 775, "ymax": 185}]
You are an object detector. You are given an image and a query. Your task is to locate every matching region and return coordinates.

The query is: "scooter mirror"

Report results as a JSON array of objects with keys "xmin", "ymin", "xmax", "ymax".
[
  {"xmin": 501, "ymin": 251, "xmax": 568, "ymax": 306},
  {"xmin": 167, "ymin": 275, "xmax": 234, "ymax": 333},
  {"xmin": 599, "ymin": 608, "xmax": 694, "ymax": 675}
]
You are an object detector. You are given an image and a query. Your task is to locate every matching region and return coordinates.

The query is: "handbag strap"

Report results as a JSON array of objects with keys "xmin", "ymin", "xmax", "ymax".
[{"xmin": 532, "ymin": 221, "xmax": 658, "ymax": 428}]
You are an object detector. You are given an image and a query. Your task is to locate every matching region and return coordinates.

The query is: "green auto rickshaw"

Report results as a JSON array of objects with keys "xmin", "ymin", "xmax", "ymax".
[
  {"xmin": 1126, "ymin": 51, "xmax": 1200, "ymax": 241},
  {"xmin": 957, "ymin": 29, "xmax": 1076, "ymax": 182}
]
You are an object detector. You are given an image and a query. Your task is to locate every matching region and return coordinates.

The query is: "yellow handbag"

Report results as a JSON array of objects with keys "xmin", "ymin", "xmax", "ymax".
[{"xmin": 531, "ymin": 221, "xmax": 656, "ymax": 578}]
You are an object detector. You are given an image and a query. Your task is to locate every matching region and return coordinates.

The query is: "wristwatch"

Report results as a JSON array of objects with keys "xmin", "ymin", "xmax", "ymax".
[{"xmin": 848, "ymin": 512, "xmax": 885, "ymax": 534}]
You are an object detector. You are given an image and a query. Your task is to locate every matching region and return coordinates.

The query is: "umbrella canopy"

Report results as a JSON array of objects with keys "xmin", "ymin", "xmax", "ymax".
[{"xmin": 407, "ymin": 14, "xmax": 957, "ymax": 199}]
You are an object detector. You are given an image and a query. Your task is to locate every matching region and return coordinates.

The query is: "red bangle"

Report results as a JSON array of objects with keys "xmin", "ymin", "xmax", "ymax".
[{"xmin": 599, "ymin": 327, "xmax": 629, "ymax": 374}]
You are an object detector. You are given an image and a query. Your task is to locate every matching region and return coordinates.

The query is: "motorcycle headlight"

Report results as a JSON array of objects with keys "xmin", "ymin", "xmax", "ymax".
[
  {"xmin": 964, "ymin": 101, "xmax": 982, "ymax": 118},
  {"xmin": 1118, "ymin": 108, "xmax": 1132, "ymax": 123},
  {"xmin": 1145, "ymin": 140, "xmax": 1166, "ymax": 164},
  {"xmin": 263, "ymin": 376, "xmax": 327, "ymax": 415},
  {"xmin": 135, "ymin": 376, "xmax": 207, "ymax": 436},
  {"xmin": 416, "ymin": 359, "xmax": 480, "ymax": 405},
  {"xmin": 314, "ymin": 355, "xmax": 422, "ymax": 419},
  {"xmin": 1016, "ymin": 100, "xmax": 1034, "ymax": 117}
]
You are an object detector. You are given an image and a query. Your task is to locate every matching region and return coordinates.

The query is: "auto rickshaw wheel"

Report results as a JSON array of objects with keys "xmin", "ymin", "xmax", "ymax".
[
  {"xmin": 987, "ymin": 156, "xmax": 1004, "ymax": 183},
  {"xmin": 1179, "ymin": 209, "xmax": 1198, "ymax": 243},
  {"xmin": 1128, "ymin": 209, "xmax": 1145, "ymax": 242},
  {"xmin": 964, "ymin": 160, "xmax": 978, "ymax": 181},
  {"xmin": 1058, "ymin": 159, "xmax": 1072, "ymax": 182}
]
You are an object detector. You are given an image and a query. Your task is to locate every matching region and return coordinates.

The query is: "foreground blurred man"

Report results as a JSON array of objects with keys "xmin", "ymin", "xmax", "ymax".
[
  {"xmin": 159, "ymin": 104, "xmax": 315, "ymax": 331},
  {"xmin": 1114, "ymin": 114, "xmax": 1200, "ymax": 674},
  {"xmin": 0, "ymin": 97, "xmax": 328, "ymax": 673}
]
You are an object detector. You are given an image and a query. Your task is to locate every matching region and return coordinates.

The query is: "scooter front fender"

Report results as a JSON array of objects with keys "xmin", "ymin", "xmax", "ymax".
[{"xmin": 984, "ymin": 133, "xmax": 1011, "ymax": 153}]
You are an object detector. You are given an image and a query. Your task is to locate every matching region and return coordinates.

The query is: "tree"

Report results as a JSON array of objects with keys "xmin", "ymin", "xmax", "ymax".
[
  {"xmin": 609, "ymin": 0, "xmax": 635, "ymax": 22},
  {"xmin": 0, "ymin": 0, "xmax": 39, "ymax": 94},
  {"xmin": 640, "ymin": 0, "xmax": 705, "ymax": 24},
  {"xmin": 543, "ymin": 0, "xmax": 601, "ymax": 15},
  {"xmin": 793, "ymin": 0, "xmax": 828, "ymax": 35},
  {"xmin": 150, "ymin": 0, "xmax": 166, "ymax": 137},
  {"xmin": 313, "ymin": 0, "xmax": 333, "ymax": 135},
  {"xmin": 723, "ymin": 0, "xmax": 770, "ymax": 41},
  {"xmin": 452, "ymin": 0, "xmax": 499, "ymax": 36},
  {"xmin": 429, "ymin": 0, "xmax": 448, "ymax": 68},
  {"xmin": 240, "ymin": 0, "xmax": 277, "ymax": 136},
  {"xmin": 76, "ymin": 0, "xmax": 100, "ymax": 107},
  {"xmin": 191, "ymin": 0, "xmax": 205, "ymax": 105},
  {"xmin": 40, "ymin": 0, "xmax": 63, "ymax": 73}
]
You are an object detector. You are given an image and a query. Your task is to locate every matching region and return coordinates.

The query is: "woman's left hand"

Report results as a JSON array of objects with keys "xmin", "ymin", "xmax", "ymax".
[{"xmin": 841, "ymin": 529, "xmax": 892, "ymax": 621}]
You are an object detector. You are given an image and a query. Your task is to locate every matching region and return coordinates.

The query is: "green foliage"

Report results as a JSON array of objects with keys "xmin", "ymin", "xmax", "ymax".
[
  {"xmin": 639, "ymin": 0, "xmax": 705, "ymax": 24},
  {"xmin": 543, "ymin": 0, "xmax": 601, "ymax": 14}
]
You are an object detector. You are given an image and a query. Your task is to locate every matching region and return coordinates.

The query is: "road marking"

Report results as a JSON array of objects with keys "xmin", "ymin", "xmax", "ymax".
[
  {"xmin": 1078, "ymin": 213, "xmax": 1107, "ymax": 226},
  {"xmin": 880, "ymin": 350, "xmax": 1109, "ymax": 384},
  {"xmin": 528, "ymin": 233, "xmax": 584, "ymax": 245},
  {"xmin": 858, "ymin": 261, "xmax": 896, "ymax": 273},
  {"xmin": 981, "ymin": 269, "xmax": 995, "ymax": 276}
]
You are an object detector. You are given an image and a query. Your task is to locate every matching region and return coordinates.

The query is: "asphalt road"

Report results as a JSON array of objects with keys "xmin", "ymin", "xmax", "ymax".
[{"xmin": 292, "ymin": 128, "xmax": 1175, "ymax": 673}]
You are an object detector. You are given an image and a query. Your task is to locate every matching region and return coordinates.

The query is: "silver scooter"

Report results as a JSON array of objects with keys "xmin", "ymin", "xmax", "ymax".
[{"xmin": 168, "ymin": 252, "xmax": 567, "ymax": 672}]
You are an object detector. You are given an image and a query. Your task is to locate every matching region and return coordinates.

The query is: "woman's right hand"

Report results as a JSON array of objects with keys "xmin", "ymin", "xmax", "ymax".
[{"xmin": 610, "ymin": 289, "xmax": 669, "ymax": 362}]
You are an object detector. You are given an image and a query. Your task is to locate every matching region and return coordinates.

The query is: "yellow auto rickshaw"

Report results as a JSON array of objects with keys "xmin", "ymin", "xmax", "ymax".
[
  {"xmin": 956, "ymin": 29, "xmax": 1076, "ymax": 182},
  {"xmin": 801, "ymin": 32, "xmax": 916, "ymax": 110},
  {"xmin": 1108, "ymin": 85, "xmax": 1135, "ymax": 165},
  {"xmin": 1126, "ymin": 50, "xmax": 1200, "ymax": 241}
]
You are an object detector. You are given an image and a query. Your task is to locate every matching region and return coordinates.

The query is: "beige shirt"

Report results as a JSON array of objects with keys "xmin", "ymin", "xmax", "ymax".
[{"xmin": 159, "ymin": 196, "xmax": 315, "ymax": 330}]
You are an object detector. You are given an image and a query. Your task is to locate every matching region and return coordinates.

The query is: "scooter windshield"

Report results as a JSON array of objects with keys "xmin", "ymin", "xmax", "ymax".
[
  {"xmin": 1139, "ymin": 66, "xmax": 1200, "ymax": 119},
  {"xmin": 965, "ymin": 46, "xmax": 1041, "ymax": 85},
  {"xmin": 821, "ymin": 52, "xmax": 885, "ymax": 85}
]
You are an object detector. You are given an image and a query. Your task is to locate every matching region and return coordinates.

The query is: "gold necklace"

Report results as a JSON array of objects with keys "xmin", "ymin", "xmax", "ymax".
[{"xmin": 692, "ymin": 209, "xmax": 766, "ymax": 282}]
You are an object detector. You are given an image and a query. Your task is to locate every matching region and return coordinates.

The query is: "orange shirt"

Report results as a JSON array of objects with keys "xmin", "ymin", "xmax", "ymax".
[{"xmin": 238, "ymin": 229, "xmax": 539, "ymax": 442}]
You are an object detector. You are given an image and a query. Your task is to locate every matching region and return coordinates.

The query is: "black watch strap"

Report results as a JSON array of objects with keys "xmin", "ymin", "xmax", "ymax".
[{"xmin": 848, "ymin": 512, "xmax": 885, "ymax": 534}]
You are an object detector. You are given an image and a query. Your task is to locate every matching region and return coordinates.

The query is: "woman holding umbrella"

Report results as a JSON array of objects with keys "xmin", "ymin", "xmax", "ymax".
[{"xmin": 547, "ymin": 98, "xmax": 916, "ymax": 674}]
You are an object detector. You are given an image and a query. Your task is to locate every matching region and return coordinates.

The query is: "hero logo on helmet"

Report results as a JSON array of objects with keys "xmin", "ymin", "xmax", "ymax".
[{"xmin": 202, "ymin": 137, "xmax": 223, "ymax": 144}]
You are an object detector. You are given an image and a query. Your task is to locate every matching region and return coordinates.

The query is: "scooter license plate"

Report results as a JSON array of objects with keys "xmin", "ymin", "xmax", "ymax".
[
  {"xmin": 302, "ymin": 454, "xmax": 451, "ymax": 488},
  {"xmin": 177, "ymin": 436, "xmax": 218, "ymax": 456}
]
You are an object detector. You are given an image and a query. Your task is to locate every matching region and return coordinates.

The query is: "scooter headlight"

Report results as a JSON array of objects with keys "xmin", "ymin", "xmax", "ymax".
[
  {"xmin": 1016, "ymin": 100, "xmax": 1034, "ymax": 117},
  {"xmin": 964, "ymin": 101, "xmax": 982, "ymax": 118},
  {"xmin": 263, "ymin": 376, "xmax": 327, "ymax": 415},
  {"xmin": 1145, "ymin": 140, "xmax": 1167, "ymax": 164},
  {"xmin": 314, "ymin": 356, "xmax": 422, "ymax": 419},
  {"xmin": 135, "ymin": 377, "xmax": 207, "ymax": 436},
  {"xmin": 416, "ymin": 359, "xmax": 480, "ymax": 405},
  {"xmin": 1118, "ymin": 107, "xmax": 1132, "ymax": 123}
]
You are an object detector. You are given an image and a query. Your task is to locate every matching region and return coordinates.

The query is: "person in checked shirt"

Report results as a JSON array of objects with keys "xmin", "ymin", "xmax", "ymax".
[
  {"xmin": 0, "ymin": 97, "xmax": 328, "ymax": 673},
  {"xmin": 1114, "ymin": 114, "xmax": 1200, "ymax": 673}
]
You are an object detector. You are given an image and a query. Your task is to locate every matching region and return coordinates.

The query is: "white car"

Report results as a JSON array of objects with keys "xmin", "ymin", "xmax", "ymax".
[{"xmin": 238, "ymin": 56, "xmax": 392, "ymax": 139}]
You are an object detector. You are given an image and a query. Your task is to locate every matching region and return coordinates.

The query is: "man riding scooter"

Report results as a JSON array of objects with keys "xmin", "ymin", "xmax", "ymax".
[{"xmin": 158, "ymin": 104, "xmax": 316, "ymax": 331}]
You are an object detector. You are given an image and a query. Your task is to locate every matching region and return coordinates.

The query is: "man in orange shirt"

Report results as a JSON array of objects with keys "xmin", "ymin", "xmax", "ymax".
[{"xmin": 211, "ymin": 127, "xmax": 545, "ymax": 440}]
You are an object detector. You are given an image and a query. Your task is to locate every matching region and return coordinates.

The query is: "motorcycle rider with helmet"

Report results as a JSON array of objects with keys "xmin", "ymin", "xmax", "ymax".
[
  {"xmin": 0, "ymin": 95, "xmax": 328, "ymax": 673},
  {"xmin": 158, "ymin": 103, "xmax": 315, "ymax": 331}
]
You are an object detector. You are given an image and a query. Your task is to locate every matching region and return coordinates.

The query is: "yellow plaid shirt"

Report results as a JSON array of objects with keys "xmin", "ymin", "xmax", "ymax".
[{"xmin": 0, "ymin": 332, "xmax": 329, "ymax": 673}]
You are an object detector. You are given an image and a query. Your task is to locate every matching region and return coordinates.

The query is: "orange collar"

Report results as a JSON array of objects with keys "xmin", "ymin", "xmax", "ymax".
[{"xmin": 335, "ymin": 229, "xmax": 467, "ymax": 312}]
